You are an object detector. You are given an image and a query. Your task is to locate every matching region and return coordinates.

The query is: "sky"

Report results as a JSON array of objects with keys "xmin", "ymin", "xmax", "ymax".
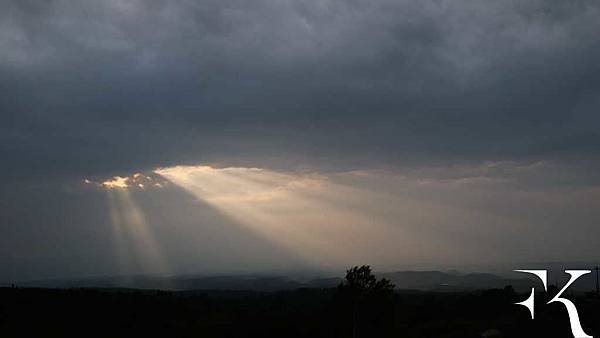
[{"xmin": 1, "ymin": 0, "xmax": 600, "ymax": 282}]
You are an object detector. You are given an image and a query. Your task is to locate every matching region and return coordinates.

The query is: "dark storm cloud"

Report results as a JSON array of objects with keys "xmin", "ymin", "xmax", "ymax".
[
  {"xmin": 4, "ymin": 0, "xmax": 600, "ymax": 281},
  {"xmin": 2, "ymin": 0, "xmax": 600, "ymax": 180}
]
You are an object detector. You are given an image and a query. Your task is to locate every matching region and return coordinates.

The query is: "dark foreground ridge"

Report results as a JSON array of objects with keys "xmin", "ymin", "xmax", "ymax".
[{"xmin": 1, "ymin": 285, "xmax": 600, "ymax": 337}]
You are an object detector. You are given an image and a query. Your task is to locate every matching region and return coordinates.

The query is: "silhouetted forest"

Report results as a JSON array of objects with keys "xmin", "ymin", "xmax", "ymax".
[{"xmin": 1, "ymin": 266, "xmax": 599, "ymax": 337}]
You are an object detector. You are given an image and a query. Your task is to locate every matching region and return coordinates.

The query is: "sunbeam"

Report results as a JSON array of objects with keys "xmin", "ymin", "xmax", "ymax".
[
  {"xmin": 107, "ymin": 190, "xmax": 136, "ymax": 275},
  {"xmin": 106, "ymin": 188, "xmax": 169, "ymax": 276},
  {"xmin": 152, "ymin": 165, "xmax": 550, "ymax": 269},
  {"xmin": 154, "ymin": 166, "xmax": 414, "ymax": 268}
]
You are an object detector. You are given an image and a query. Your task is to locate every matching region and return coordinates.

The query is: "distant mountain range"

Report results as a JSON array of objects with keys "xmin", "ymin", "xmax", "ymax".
[
  {"xmin": 11, "ymin": 275, "xmax": 332, "ymax": 292},
  {"xmin": 9, "ymin": 265, "xmax": 599, "ymax": 292},
  {"xmin": 9, "ymin": 270, "xmax": 565, "ymax": 292},
  {"xmin": 379, "ymin": 271, "xmax": 535, "ymax": 292}
]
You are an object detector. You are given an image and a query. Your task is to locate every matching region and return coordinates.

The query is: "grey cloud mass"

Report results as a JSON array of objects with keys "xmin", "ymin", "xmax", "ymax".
[
  {"xmin": 2, "ymin": 0, "xmax": 600, "ymax": 281},
  {"xmin": 2, "ymin": 0, "xmax": 600, "ymax": 179}
]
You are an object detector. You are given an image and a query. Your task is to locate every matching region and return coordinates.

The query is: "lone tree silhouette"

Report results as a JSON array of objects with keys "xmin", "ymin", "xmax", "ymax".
[{"xmin": 337, "ymin": 265, "xmax": 395, "ymax": 338}]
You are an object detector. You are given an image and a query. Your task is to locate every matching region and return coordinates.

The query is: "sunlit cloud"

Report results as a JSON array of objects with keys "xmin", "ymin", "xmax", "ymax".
[
  {"xmin": 84, "ymin": 172, "xmax": 169, "ymax": 191},
  {"xmin": 102, "ymin": 176, "xmax": 130, "ymax": 189}
]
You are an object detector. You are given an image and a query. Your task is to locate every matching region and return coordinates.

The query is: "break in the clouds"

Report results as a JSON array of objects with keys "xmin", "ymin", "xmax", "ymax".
[{"xmin": 2, "ymin": 0, "xmax": 600, "ymax": 281}]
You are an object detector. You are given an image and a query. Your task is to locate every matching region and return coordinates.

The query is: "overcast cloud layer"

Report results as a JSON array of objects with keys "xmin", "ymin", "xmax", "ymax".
[
  {"xmin": 2, "ymin": 0, "xmax": 600, "ymax": 281},
  {"xmin": 2, "ymin": 0, "xmax": 600, "ymax": 179}
]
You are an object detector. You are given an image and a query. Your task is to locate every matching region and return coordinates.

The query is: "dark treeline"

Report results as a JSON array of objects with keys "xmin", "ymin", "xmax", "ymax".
[{"xmin": 0, "ymin": 266, "xmax": 598, "ymax": 337}]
